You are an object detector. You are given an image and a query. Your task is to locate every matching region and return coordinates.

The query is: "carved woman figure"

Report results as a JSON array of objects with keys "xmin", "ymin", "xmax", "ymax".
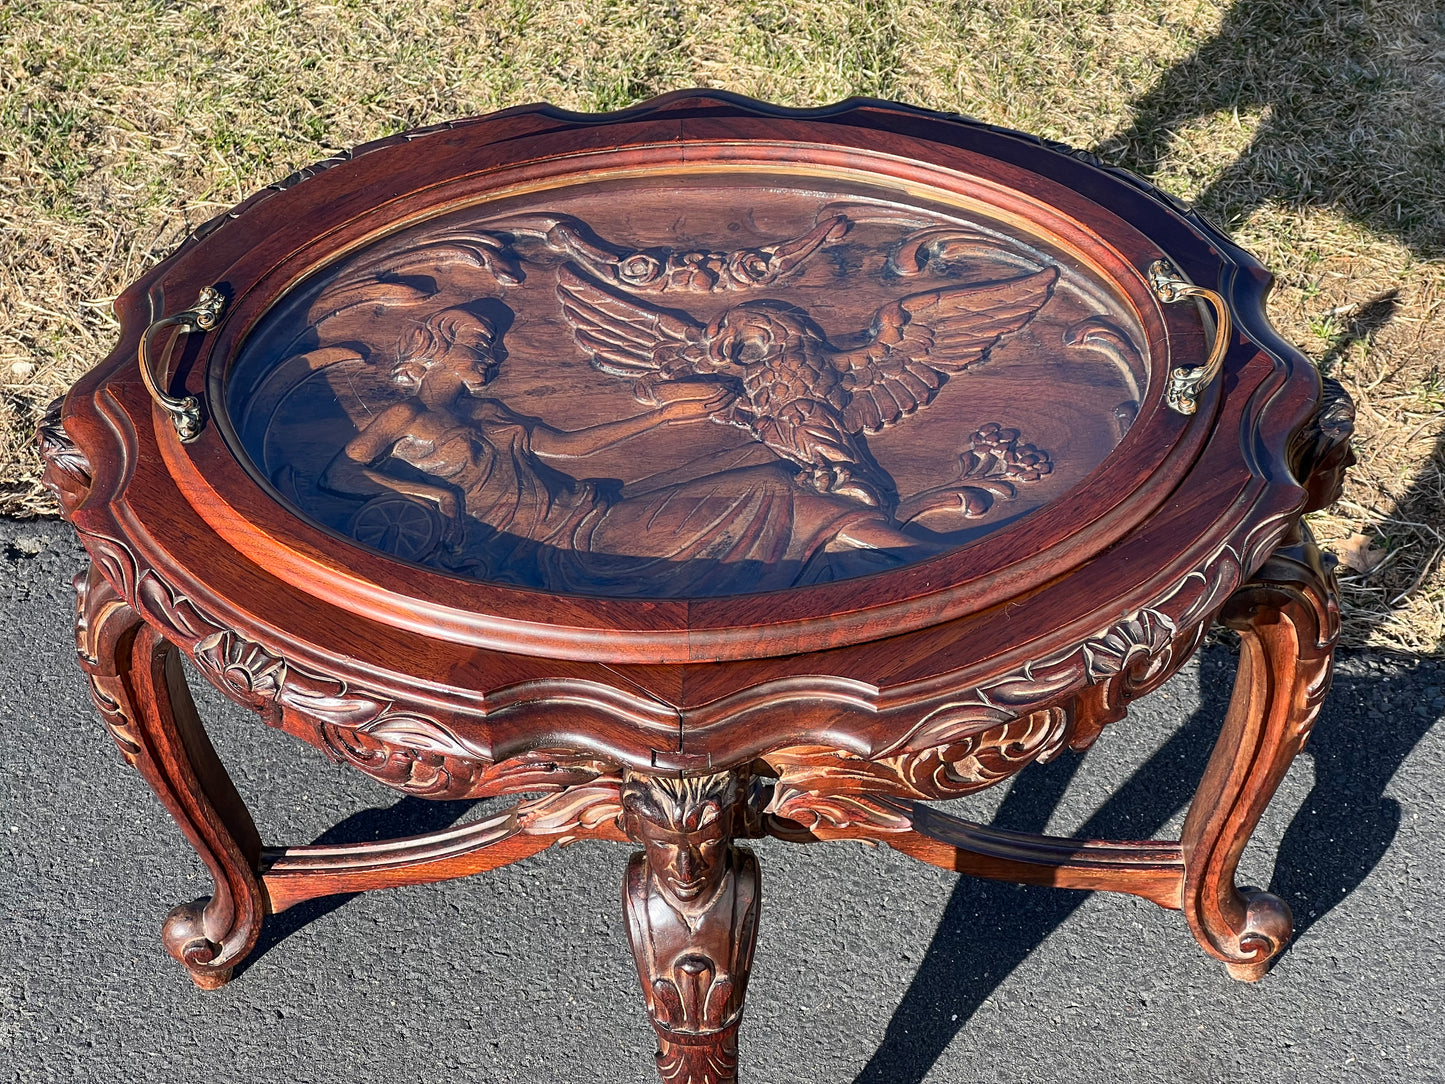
[{"xmin": 321, "ymin": 306, "xmax": 959, "ymax": 596}]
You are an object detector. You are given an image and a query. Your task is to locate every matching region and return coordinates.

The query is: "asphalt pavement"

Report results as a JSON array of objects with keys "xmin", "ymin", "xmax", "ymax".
[{"xmin": 3, "ymin": 515, "xmax": 1443, "ymax": 1083}]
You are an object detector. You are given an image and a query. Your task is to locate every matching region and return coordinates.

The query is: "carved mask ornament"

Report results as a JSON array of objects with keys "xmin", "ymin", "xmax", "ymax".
[{"xmin": 623, "ymin": 772, "xmax": 741, "ymax": 913}]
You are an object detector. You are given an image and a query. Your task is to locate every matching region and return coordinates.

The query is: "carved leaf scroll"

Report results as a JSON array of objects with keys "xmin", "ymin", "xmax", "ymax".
[
  {"xmin": 897, "ymin": 422, "xmax": 1053, "ymax": 526},
  {"xmin": 508, "ymin": 212, "xmax": 848, "ymax": 293},
  {"xmin": 73, "ymin": 566, "xmax": 143, "ymax": 765},
  {"xmin": 36, "ymin": 397, "xmax": 93, "ymax": 515},
  {"xmin": 763, "ymin": 708, "xmax": 1070, "ymax": 835}
]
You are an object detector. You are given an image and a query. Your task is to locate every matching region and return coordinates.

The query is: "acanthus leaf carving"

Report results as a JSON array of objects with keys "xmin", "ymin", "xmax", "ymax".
[
  {"xmin": 68, "ymin": 533, "xmax": 644, "ymax": 813},
  {"xmin": 36, "ymin": 396, "xmax": 93, "ymax": 515},
  {"xmin": 1081, "ymin": 608, "xmax": 1176, "ymax": 684},
  {"xmin": 518, "ymin": 776, "xmax": 626, "ymax": 843},
  {"xmin": 885, "ymin": 532, "xmax": 1246, "ymax": 761},
  {"xmin": 135, "ymin": 570, "xmax": 225, "ymax": 645},
  {"xmin": 68, "ymin": 535, "xmax": 515, "ymax": 800},
  {"xmin": 316, "ymin": 725, "xmax": 491, "ymax": 797},
  {"xmin": 361, "ymin": 713, "xmax": 475, "ymax": 758},
  {"xmin": 763, "ymin": 708, "xmax": 1070, "ymax": 834},
  {"xmin": 80, "ymin": 532, "xmax": 139, "ymax": 604},
  {"xmin": 72, "ymin": 564, "xmax": 143, "ymax": 765},
  {"xmin": 764, "ymin": 788, "xmax": 914, "ymax": 838},
  {"xmin": 192, "ymin": 630, "xmax": 287, "ymax": 713}
]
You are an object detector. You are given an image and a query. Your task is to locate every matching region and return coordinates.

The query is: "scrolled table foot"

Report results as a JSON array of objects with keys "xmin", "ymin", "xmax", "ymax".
[
  {"xmin": 621, "ymin": 769, "xmax": 759, "ymax": 1084},
  {"xmin": 162, "ymin": 898, "xmax": 238, "ymax": 990},
  {"xmin": 1217, "ymin": 887, "xmax": 1294, "ymax": 983},
  {"xmin": 1180, "ymin": 528, "xmax": 1338, "ymax": 982}
]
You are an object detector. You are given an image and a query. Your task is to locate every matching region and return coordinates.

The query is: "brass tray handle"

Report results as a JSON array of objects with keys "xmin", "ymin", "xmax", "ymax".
[
  {"xmin": 138, "ymin": 285, "xmax": 226, "ymax": 443},
  {"xmin": 1148, "ymin": 260, "xmax": 1231, "ymax": 416}
]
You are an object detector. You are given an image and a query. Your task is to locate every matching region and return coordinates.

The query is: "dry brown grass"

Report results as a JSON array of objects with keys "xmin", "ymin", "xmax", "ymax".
[{"xmin": 3, "ymin": 0, "xmax": 1441, "ymax": 651}]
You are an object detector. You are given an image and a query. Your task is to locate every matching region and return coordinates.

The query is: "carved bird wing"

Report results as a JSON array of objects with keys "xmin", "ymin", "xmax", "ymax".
[
  {"xmin": 555, "ymin": 265, "xmax": 707, "ymax": 377},
  {"xmin": 833, "ymin": 267, "xmax": 1060, "ymax": 433}
]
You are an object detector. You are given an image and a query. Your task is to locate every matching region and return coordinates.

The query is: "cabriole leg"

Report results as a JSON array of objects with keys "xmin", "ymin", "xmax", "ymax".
[
  {"xmin": 621, "ymin": 769, "xmax": 760, "ymax": 1084},
  {"xmin": 1181, "ymin": 528, "xmax": 1339, "ymax": 981},
  {"xmin": 75, "ymin": 565, "xmax": 265, "ymax": 989}
]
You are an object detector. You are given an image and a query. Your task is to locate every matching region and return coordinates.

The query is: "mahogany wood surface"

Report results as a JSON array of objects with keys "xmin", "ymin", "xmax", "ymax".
[{"xmin": 39, "ymin": 92, "xmax": 1353, "ymax": 1084}]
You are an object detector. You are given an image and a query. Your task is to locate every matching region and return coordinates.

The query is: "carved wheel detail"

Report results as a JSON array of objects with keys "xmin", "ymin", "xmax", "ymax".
[{"xmin": 347, "ymin": 495, "xmax": 444, "ymax": 562}]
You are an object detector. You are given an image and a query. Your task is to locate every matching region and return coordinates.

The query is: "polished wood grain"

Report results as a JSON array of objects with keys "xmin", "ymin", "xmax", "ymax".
[
  {"xmin": 40, "ymin": 91, "xmax": 1351, "ymax": 1084},
  {"xmin": 74, "ymin": 564, "xmax": 264, "ymax": 990},
  {"xmin": 223, "ymin": 189, "xmax": 1106, "ymax": 599},
  {"xmin": 1181, "ymin": 526, "xmax": 1339, "ymax": 981}
]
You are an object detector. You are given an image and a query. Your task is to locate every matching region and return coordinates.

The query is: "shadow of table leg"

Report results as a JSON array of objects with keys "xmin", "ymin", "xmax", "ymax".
[
  {"xmin": 853, "ymin": 659, "xmax": 1230, "ymax": 1084},
  {"xmin": 234, "ymin": 795, "xmax": 479, "ymax": 978}
]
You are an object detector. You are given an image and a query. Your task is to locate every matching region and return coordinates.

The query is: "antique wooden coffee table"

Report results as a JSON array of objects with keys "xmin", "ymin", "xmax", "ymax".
[{"xmin": 41, "ymin": 92, "xmax": 1352, "ymax": 1083}]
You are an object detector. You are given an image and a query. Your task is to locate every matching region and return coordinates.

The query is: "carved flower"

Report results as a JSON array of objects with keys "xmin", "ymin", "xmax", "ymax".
[
  {"xmin": 962, "ymin": 423, "xmax": 1054, "ymax": 483},
  {"xmin": 663, "ymin": 250, "xmax": 723, "ymax": 291},
  {"xmin": 193, "ymin": 630, "xmax": 286, "ymax": 710},
  {"xmin": 1082, "ymin": 610, "xmax": 1175, "ymax": 686},
  {"xmin": 617, "ymin": 252, "xmax": 663, "ymax": 286},
  {"xmin": 1009, "ymin": 444, "xmax": 1053, "ymax": 482},
  {"xmin": 728, "ymin": 249, "xmax": 772, "ymax": 284}
]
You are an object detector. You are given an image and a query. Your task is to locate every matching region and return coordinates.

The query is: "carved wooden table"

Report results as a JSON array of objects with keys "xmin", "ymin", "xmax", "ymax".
[{"xmin": 41, "ymin": 93, "xmax": 1353, "ymax": 1083}]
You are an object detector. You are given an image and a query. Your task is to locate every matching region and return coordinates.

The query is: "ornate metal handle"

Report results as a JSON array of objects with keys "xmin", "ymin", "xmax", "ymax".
[
  {"xmin": 138, "ymin": 285, "xmax": 225, "ymax": 442},
  {"xmin": 1148, "ymin": 260, "xmax": 1231, "ymax": 416}
]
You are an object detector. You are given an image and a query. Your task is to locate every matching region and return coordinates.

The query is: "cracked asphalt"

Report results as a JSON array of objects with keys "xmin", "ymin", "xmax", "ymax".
[{"xmin": 3, "ymin": 516, "xmax": 1443, "ymax": 1083}]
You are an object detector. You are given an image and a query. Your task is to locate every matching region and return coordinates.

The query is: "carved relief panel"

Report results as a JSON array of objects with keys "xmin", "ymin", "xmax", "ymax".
[{"xmin": 223, "ymin": 172, "xmax": 1150, "ymax": 599}]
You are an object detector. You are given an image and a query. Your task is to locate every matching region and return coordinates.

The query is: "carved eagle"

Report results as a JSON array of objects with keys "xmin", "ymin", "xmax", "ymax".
[{"xmin": 556, "ymin": 264, "xmax": 1060, "ymax": 508}]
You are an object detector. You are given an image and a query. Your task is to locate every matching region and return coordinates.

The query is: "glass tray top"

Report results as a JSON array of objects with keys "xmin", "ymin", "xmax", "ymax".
[{"xmin": 223, "ymin": 169, "xmax": 1149, "ymax": 599}]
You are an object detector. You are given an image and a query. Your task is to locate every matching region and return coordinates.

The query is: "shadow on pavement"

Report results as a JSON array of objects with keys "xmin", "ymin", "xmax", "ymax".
[
  {"xmin": 855, "ymin": 641, "xmax": 1223, "ymax": 1083},
  {"xmin": 853, "ymin": 645, "xmax": 1442, "ymax": 1083},
  {"xmin": 234, "ymin": 796, "xmax": 479, "ymax": 979},
  {"xmin": 857, "ymin": 1, "xmax": 1444, "ymax": 1076}
]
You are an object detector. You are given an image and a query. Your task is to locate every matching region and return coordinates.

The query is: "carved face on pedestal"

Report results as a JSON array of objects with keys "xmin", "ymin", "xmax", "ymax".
[{"xmin": 623, "ymin": 772, "xmax": 739, "ymax": 909}]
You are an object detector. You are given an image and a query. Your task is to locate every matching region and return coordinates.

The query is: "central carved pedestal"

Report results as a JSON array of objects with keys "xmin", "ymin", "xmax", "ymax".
[{"xmin": 622, "ymin": 770, "xmax": 761, "ymax": 1084}]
